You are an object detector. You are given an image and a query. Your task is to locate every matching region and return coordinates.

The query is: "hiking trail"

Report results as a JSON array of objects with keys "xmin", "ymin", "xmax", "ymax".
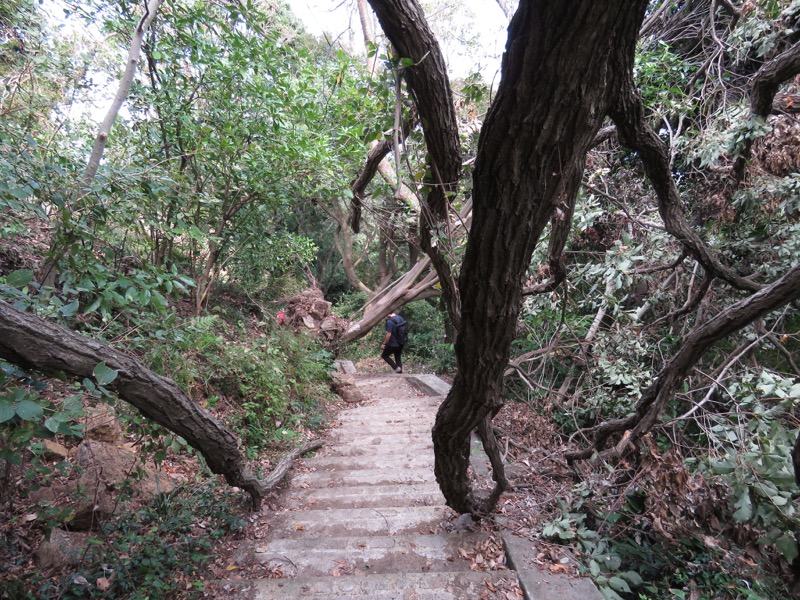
[{"xmin": 214, "ymin": 371, "xmax": 602, "ymax": 599}]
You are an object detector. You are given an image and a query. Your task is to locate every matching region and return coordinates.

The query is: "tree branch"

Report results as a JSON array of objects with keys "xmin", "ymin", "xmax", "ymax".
[
  {"xmin": 567, "ymin": 262, "xmax": 800, "ymax": 463},
  {"xmin": 82, "ymin": 0, "xmax": 163, "ymax": 189},
  {"xmin": 349, "ymin": 112, "xmax": 417, "ymax": 233},
  {"xmin": 610, "ymin": 79, "xmax": 762, "ymax": 292},
  {"xmin": 0, "ymin": 301, "xmax": 322, "ymax": 510},
  {"xmin": 732, "ymin": 41, "xmax": 800, "ymax": 182}
]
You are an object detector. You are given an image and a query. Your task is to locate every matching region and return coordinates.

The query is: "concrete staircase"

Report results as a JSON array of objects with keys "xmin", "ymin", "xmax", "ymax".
[{"xmin": 216, "ymin": 373, "xmax": 602, "ymax": 600}]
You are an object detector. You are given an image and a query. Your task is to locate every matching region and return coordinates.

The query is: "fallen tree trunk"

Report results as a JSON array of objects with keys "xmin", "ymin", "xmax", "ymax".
[{"xmin": 0, "ymin": 301, "xmax": 321, "ymax": 510}]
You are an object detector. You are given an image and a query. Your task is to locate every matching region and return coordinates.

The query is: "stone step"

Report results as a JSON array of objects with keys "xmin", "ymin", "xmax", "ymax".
[
  {"xmin": 299, "ymin": 453, "xmax": 434, "ymax": 472},
  {"xmin": 328, "ymin": 423, "xmax": 431, "ymax": 444},
  {"xmin": 337, "ymin": 407, "xmax": 436, "ymax": 427},
  {"xmin": 319, "ymin": 436, "xmax": 434, "ymax": 457},
  {"xmin": 283, "ymin": 483, "xmax": 444, "ymax": 510},
  {"xmin": 291, "ymin": 465, "xmax": 434, "ymax": 489},
  {"xmin": 221, "ymin": 569, "xmax": 518, "ymax": 599},
  {"xmin": 333, "ymin": 409, "xmax": 431, "ymax": 422},
  {"xmin": 338, "ymin": 402, "xmax": 436, "ymax": 413},
  {"xmin": 267, "ymin": 506, "xmax": 454, "ymax": 539},
  {"xmin": 326, "ymin": 431, "xmax": 433, "ymax": 446},
  {"xmin": 333, "ymin": 402, "xmax": 435, "ymax": 414},
  {"xmin": 233, "ymin": 532, "xmax": 492, "ymax": 578},
  {"xmin": 405, "ymin": 375, "xmax": 452, "ymax": 397}
]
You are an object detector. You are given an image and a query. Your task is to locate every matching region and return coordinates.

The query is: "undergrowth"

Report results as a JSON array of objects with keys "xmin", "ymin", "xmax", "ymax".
[
  {"xmin": 17, "ymin": 482, "xmax": 246, "ymax": 599},
  {"xmin": 0, "ymin": 255, "xmax": 335, "ymax": 597}
]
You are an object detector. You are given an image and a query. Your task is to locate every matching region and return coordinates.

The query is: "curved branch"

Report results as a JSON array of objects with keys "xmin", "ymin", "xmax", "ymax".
[
  {"xmin": 0, "ymin": 301, "xmax": 321, "ymax": 509},
  {"xmin": 567, "ymin": 262, "xmax": 800, "ymax": 463},
  {"xmin": 610, "ymin": 79, "xmax": 762, "ymax": 292},
  {"xmin": 732, "ymin": 41, "xmax": 800, "ymax": 182},
  {"xmin": 522, "ymin": 200, "xmax": 574, "ymax": 296},
  {"xmin": 649, "ymin": 266, "xmax": 713, "ymax": 328},
  {"xmin": 349, "ymin": 112, "xmax": 418, "ymax": 233}
]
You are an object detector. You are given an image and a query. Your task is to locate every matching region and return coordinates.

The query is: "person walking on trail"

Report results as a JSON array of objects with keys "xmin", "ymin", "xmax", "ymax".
[{"xmin": 380, "ymin": 311, "xmax": 407, "ymax": 374}]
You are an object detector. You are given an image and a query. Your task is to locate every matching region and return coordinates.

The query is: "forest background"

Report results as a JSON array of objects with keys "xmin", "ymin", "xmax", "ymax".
[{"xmin": 2, "ymin": 0, "xmax": 800, "ymax": 598}]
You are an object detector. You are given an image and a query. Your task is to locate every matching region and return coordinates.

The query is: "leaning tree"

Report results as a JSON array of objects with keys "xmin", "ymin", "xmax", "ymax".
[{"xmin": 366, "ymin": 0, "xmax": 800, "ymax": 515}]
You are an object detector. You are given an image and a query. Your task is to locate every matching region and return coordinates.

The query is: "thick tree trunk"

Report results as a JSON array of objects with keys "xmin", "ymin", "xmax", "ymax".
[
  {"xmin": 0, "ymin": 301, "xmax": 321, "ymax": 509},
  {"xmin": 431, "ymin": 0, "xmax": 648, "ymax": 514}
]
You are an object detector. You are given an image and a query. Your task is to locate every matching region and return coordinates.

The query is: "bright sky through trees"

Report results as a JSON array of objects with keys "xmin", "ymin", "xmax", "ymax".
[{"xmin": 289, "ymin": 0, "xmax": 508, "ymax": 80}]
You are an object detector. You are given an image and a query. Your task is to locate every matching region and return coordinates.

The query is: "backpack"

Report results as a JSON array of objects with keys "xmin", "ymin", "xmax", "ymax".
[{"xmin": 392, "ymin": 316, "xmax": 409, "ymax": 346}]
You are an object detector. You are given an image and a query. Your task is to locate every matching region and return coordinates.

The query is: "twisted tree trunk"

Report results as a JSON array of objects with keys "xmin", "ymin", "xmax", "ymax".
[
  {"xmin": 355, "ymin": 0, "xmax": 648, "ymax": 514},
  {"xmin": 368, "ymin": 0, "xmax": 463, "ymax": 329},
  {"xmin": 435, "ymin": 0, "xmax": 647, "ymax": 514}
]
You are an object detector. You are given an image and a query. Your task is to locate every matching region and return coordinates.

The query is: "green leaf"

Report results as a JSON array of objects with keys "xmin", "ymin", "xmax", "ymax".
[
  {"xmin": 0, "ymin": 400, "xmax": 15, "ymax": 423},
  {"xmin": 601, "ymin": 555, "xmax": 622, "ymax": 571},
  {"xmin": 620, "ymin": 571, "xmax": 643, "ymax": 586},
  {"xmin": 589, "ymin": 559, "xmax": 601, "ymax": 577},
  {"xmin": 733, "ymin": 491, "xmax": 753, "ymax": 522},
  {"xmin": 600, "ymin": 586, "xmax": 625, "ymax": 600},
  {"xmin": 151, "ymin": 291, "xmax": 167, "ymax": 310},
  {"xmin": 776, "ymin": 534, "xmax": 798, "ymax": 562},
  {"xmin": 608, "ymin": 576, "xmax": 631, "ymax": 594},
  {"xmin": 93, "ymin": 363, "xmax": 118, "ymax": 386},
  {"xmin": 16, "ymin": 399, "xmax": 44, "ymax": 421},
  {"xmin": 6, "ymin": 269, "xmax": 34, "ymax": 288},
  {"xmin": 44, "ymin": 416, "xmax": 60, "ymax": 433},
  {"xmin": 60, "ymin": 300, "xmax": 79, "ymax": 317},
  {"xmin": 83, "ymin": 298, "xmax": 102, "ymax": 315},
  {"xmin": 711, "ymin": 459, "xmax": 736, "ymax": 475}
]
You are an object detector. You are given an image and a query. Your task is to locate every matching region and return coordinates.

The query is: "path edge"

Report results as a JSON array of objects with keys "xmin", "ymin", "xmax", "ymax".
[{"xmin": 404, "ymin": 372, "xmax": 604, "ymax": 600}]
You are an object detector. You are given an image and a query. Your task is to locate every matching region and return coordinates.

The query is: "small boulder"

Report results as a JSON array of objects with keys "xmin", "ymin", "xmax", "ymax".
[
  {"xmin": 30, "ymin": 440, "xmax": 175, "ymax": 531},
  {"xmin": 330, "ymin": 373, "xmax": 367, "ymax": 404},
  {"xmin": 75, "ymin": 440, "xmax": 175, "ymax": 497},
  {"xmin": 333, "ymin": 360, "xmax": 357, "ymax": 374},
  {"xmin": 83, "ymin": 405, "xmax": 123, "ymax": 444},
  {"xmin": 41, "ymin": 439, "xmax": 72, "ymax": 461},
  {"xmin": 35, "ymin": 529, "xmax": 94, "ymax": 568}
]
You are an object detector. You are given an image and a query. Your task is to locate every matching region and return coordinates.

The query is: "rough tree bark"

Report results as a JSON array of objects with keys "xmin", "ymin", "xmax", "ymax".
[
  {"xmin": 432, "ymin": 0, "xmax": 648, "ymax": 514},
  {"xmin": 367, "ymin": 0, "xmax": 463, "ymax": 330},
  {"xmin": 732, "ymin": 41, "xmax": 800, "ymax": 183},
  {"xmin": 0, "ymin": 301, "xmax": 321, "ymax": 510}
]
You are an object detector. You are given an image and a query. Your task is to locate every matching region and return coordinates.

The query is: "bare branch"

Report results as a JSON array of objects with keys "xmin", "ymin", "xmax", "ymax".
[
  {"xmin": 610, "ymin": 80, "xmax": 762, "ymax": 292},
  {"xmin": 82, "ymin": 0, "xmax": 163, "ymax": 189},
  {"xmin": 567, "ymin": 262, "xmax": 800, "ymax": 463}
]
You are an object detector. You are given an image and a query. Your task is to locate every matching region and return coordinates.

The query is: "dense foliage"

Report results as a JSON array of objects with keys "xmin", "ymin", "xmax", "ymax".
[{"xmin": 1, "ymin": 0, "xmax": 800, "ymax": 597}]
